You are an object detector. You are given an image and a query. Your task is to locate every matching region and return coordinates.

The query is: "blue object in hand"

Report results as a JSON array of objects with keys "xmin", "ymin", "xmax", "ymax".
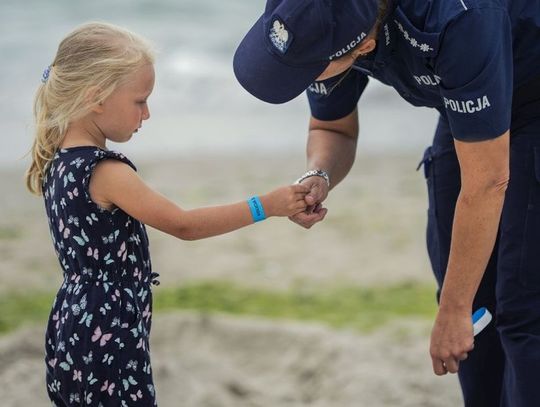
[{"xmin": 472, "ymin": 307, "xmax": 492, "ymax": 336}]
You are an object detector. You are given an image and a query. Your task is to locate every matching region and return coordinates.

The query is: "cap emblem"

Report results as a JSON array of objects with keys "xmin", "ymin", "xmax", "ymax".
[{"xmin": 269, "ymin": 19, "xmax": 292, "ymax": 53}]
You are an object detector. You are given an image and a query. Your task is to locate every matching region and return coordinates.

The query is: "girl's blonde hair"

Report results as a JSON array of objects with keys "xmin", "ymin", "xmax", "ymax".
[{"xmin": 26, "ymin": 22, "xmax": 155, "ymax": 195}]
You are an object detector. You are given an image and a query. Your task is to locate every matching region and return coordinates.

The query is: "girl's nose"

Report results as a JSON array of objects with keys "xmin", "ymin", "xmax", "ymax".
[{"xmin": 142, "ymin": 105, "xmax": 150, "ymax": 121}]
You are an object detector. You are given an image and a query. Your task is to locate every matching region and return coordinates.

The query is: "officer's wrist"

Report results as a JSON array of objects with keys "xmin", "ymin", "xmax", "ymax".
[{"xmin": 294, "ymin": 169, "xmax": 330, "ymax": 187}]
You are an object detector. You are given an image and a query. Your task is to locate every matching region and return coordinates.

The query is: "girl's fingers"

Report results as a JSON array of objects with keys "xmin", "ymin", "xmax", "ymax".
[{"xmin": 292, "ymin": 184, "xmax": 310, "ymax": 193}]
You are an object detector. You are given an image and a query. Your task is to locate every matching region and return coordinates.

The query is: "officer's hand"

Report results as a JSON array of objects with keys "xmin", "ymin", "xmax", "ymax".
[
  {"xmin": 289, "ymin": 202, "xmax": 328, "ymax": 228},
  {"xmin": 430, "ymin": 307, "xmax": 474, "ymax": 375},
  {"xmin": 289, "ymin": 176, "xmax": 329, "ymax": 229}
]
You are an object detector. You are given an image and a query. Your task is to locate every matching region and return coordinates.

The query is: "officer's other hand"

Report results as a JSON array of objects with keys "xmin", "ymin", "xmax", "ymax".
[{"xmin": 430, "ymin": 307, "xmax": 474, "ymax": 376}]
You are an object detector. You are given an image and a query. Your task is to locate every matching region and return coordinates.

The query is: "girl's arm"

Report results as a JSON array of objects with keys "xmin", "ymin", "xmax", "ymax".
[
  {"xmin": 89, "ymin": 160, "xmax": 308, "ymax": 240},
  {"xmin": 430, "ymin": 130, "xmax": 509, "ymax": 375}
]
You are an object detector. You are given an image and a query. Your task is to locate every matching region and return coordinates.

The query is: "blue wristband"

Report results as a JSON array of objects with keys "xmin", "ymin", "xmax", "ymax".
[{"xmin": 247, "ymin": 196, "xmax": 266, "ymax": 222}]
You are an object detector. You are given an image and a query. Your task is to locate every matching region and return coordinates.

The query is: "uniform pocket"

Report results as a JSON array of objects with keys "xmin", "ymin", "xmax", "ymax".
[
  {"xmin": 418, "ymin": 147, "xmax": 441, "ymax": 285},
  {"xmin": 518, "ymin": 147, "xmax": 540, "ymax": 289}
]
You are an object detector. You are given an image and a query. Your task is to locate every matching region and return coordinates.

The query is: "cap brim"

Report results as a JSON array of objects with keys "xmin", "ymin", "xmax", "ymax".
[{"xmin": 233, "ymin": 16, "xmax": 328, "ymax": 104}]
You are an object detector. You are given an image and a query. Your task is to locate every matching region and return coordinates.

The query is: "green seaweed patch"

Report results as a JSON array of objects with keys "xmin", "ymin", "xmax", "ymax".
[
  {"xmin": 0, "ymin": 226, "xmax": 22, "ymax": 240},
  {"xmin": 154, "ymin": 281, "xmax": 437, "ymax": 332},
  {"xmin": 0, "ymin": 292, "xmax": 53, "ymax": 333},
  {"xmin": 0, "ymin": 281, "xmax": 437, "ymax": 335}
]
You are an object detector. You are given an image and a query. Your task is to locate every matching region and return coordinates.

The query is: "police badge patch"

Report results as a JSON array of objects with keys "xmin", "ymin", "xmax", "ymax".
[{"xmin": 269, "ymin": 18, "xmax": 293, "ymax": 54}]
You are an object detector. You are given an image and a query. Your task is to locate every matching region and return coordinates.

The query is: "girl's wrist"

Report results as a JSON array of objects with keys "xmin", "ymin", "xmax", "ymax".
[
  {"xmin": 259, "ymin": 194, "xmax": 273, "ymax": 218},
  {"xmin": 247, "ymin": 195, "xmax": 268, "ymax": 222}
]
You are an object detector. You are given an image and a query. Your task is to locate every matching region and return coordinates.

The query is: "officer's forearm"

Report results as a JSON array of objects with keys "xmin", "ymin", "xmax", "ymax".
[
  {"xmin": 439, "ymin": 187, "xmax": 506, "ymax": 312},
  {"xmin": 306, "ymin": 109, "xmax": 359, "ymax": 189},
  {"xmin": 306, "ymin": 129, "xmax": 357, "ymax": 189}
]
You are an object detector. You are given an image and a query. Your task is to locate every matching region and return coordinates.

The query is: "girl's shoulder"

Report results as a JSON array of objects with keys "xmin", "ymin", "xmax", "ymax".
[
  {"xmin": 43, "ymin": 146, "xmax": 137, "ymax": 191},
  {"xmin": 54, "ymin": 146, "xmax": 137, "ymax": 172}
]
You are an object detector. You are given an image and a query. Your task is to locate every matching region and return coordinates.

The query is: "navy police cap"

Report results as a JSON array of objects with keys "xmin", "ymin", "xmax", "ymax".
[{"xmin": 233, "ymin": 0, "xmax": 379, "ymax": 104}]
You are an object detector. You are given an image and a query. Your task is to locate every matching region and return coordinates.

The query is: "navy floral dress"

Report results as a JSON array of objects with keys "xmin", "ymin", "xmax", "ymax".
[{"xmin": 42, "ymin": 146, "xmax": 159, "ymax": 406}]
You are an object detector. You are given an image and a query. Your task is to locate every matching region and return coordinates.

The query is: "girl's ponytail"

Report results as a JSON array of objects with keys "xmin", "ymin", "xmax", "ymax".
[{"xmin": 26, "ymin": 77, "xmax": 67, "ymax": 195}]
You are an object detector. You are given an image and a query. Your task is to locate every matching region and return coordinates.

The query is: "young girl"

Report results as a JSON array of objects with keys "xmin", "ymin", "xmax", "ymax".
[{"xmin": 26, "ymin": 22, "xmax": 308, "ymax": 406}]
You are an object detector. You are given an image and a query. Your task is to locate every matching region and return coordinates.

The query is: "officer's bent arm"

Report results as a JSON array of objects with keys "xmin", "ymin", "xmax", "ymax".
[
  {"xmin": 438, "ymin": 130, "xmax": 510, "ymax": 312},
  {"xmin": 307, "ymin": 107, "xmax": 359, "ymax": 189}
]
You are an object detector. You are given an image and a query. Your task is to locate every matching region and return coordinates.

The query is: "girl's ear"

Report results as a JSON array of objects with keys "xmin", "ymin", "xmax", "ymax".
[{"xmin": 86, "ymin": 86, "xmax": 104, "ymax": 114}]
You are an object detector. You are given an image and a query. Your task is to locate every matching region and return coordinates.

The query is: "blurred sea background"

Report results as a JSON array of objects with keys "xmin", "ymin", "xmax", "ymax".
[
  {"xmin": 0, "ymin": 1, "xmax": 463, "ymax": 406},
  {"xmin": 0, "ymin": 0, "xmax": 438, "ymax": 168}
]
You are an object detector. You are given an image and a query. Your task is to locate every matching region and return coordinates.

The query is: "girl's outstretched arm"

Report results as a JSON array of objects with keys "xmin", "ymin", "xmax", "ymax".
[{"xmin": 89, "ymin": 159, "xmax": 308, "ymax": 240}]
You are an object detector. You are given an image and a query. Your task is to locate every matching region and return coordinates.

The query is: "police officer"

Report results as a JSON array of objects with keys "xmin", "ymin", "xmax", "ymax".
[{"xmin": 233, "ymin": 0, "xmax": 540, "ymax": 406}]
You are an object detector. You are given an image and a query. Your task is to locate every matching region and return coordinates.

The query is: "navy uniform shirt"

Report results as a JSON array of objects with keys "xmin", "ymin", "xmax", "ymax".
[{"xmin": 307, "ymin": 0, "xmax": 540, "ymax": 142}]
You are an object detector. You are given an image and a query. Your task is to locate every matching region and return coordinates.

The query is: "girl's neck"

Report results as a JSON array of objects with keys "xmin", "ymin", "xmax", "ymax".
[{"xmin": 60, "ymin": 120, "xmax": 106, "ymax": 150}]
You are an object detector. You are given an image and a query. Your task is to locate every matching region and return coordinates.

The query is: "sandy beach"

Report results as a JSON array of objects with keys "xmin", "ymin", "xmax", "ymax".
[{"xmin": 0, "ymin": 151, "xmax": 463, "ymax": 406}]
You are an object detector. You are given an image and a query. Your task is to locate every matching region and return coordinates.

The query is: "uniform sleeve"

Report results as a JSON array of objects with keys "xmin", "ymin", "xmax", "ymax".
[
  {"xmin": 435, "ymin": 7, "xmax": 513, "ymax": 141},
  {"xmin": 306, "ymin": 69, "xmax": 369, "ymax": 121}
]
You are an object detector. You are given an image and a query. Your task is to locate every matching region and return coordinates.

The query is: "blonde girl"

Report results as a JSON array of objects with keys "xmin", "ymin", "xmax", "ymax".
[{"xmin": 27, "ymin": 22, "xmax": 308, "ymax": 406}]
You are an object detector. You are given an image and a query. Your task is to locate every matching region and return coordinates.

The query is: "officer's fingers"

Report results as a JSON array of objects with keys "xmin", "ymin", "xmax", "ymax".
[
  {"xmin": 304, "ymin": 209, "xmax": 326, "ymax": 223},
  {"xmin": 458, "ymin": 352, "xmax": 468, "ymax": 361},
  {"xmin": 290, "ymin": 208, "xmax": 327, "ymax": 228},
  {"xmin": 289, "ymin": 212, "xmax": 318, "ymax": 229},
  {"xmin": 305, "ymin": 202, "xmax": 326, "ymax": 215},
  {"xmin": 314, "ymin": 207, "xmax": 328, "ymax": 220},
  {"xmin": 432, "ymin": 358, "xmax": 447, "ymax": 376},
  {"xmin": 311, "ymin": 202, "xmax": 323, "ymax": 212},
  {"xmin": 288, "ymin": 216, "xmax": 308, "ymax": 229},
  {"xmin": 306, "ymin": 204, "xmax": 327, "ymax": 219},
  {"xmin": 443, "ymin": 357, "xmax": 459, "ymax": 374},
  {"xmin": 291, "ymin": 184, "xmax": 310, "ymax": 193}
]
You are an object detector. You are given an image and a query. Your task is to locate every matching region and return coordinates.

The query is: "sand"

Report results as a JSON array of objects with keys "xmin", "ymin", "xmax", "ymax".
[{"xmin": 0, "ymin": 152, "xmax": 463, "ymax": 406}]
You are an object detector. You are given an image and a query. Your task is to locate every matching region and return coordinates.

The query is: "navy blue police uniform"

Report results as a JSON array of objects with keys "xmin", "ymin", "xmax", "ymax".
[{"xmin": 307, "ymin": 1, "xmax": 540, "ymax": 406}]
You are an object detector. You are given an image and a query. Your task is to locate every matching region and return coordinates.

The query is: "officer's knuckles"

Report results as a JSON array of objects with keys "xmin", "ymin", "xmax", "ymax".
[{"xmin": 437, "ymin": 351, "xmax": 452, "ymax": 360}]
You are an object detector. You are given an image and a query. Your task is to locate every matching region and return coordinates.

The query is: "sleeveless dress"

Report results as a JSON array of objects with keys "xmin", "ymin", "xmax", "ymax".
[{"xmin": 42, "ymin": 146, "xmax": 159, "ymax": 406}]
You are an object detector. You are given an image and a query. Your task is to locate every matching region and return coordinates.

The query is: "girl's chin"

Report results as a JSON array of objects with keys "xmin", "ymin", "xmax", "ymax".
[{"xmin": 107, "ymin": 135, "xmax": 133, "ymax": 144}]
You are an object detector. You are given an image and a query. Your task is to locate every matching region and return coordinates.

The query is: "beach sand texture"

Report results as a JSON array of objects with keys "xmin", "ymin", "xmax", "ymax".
[{"xmin": 0, "ymin": 152, "xmax": 463, "ymax": 406}]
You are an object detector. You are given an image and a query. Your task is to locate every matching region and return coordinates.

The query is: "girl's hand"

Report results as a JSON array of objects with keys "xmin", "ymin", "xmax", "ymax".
[{"xmin": 260, "ymin": 184, "xmax": 310, "ymax": 217}]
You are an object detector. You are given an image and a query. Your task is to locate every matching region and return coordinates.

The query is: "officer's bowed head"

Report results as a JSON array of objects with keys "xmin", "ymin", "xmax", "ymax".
[{"xmin": 233, "ymin": 0, "xmax": 379, "ymax": 104}]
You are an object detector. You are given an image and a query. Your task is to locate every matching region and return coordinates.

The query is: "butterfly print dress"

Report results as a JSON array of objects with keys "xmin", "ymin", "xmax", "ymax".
[{"xmin": 42, "ymin": 147, "xmax": 159, "ymax": 406}]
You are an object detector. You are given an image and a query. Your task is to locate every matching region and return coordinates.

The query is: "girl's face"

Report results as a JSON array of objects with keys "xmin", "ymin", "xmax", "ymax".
[{"xmin": 95, "ymin": 64, "xmax": 155, "ymax": 143}]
